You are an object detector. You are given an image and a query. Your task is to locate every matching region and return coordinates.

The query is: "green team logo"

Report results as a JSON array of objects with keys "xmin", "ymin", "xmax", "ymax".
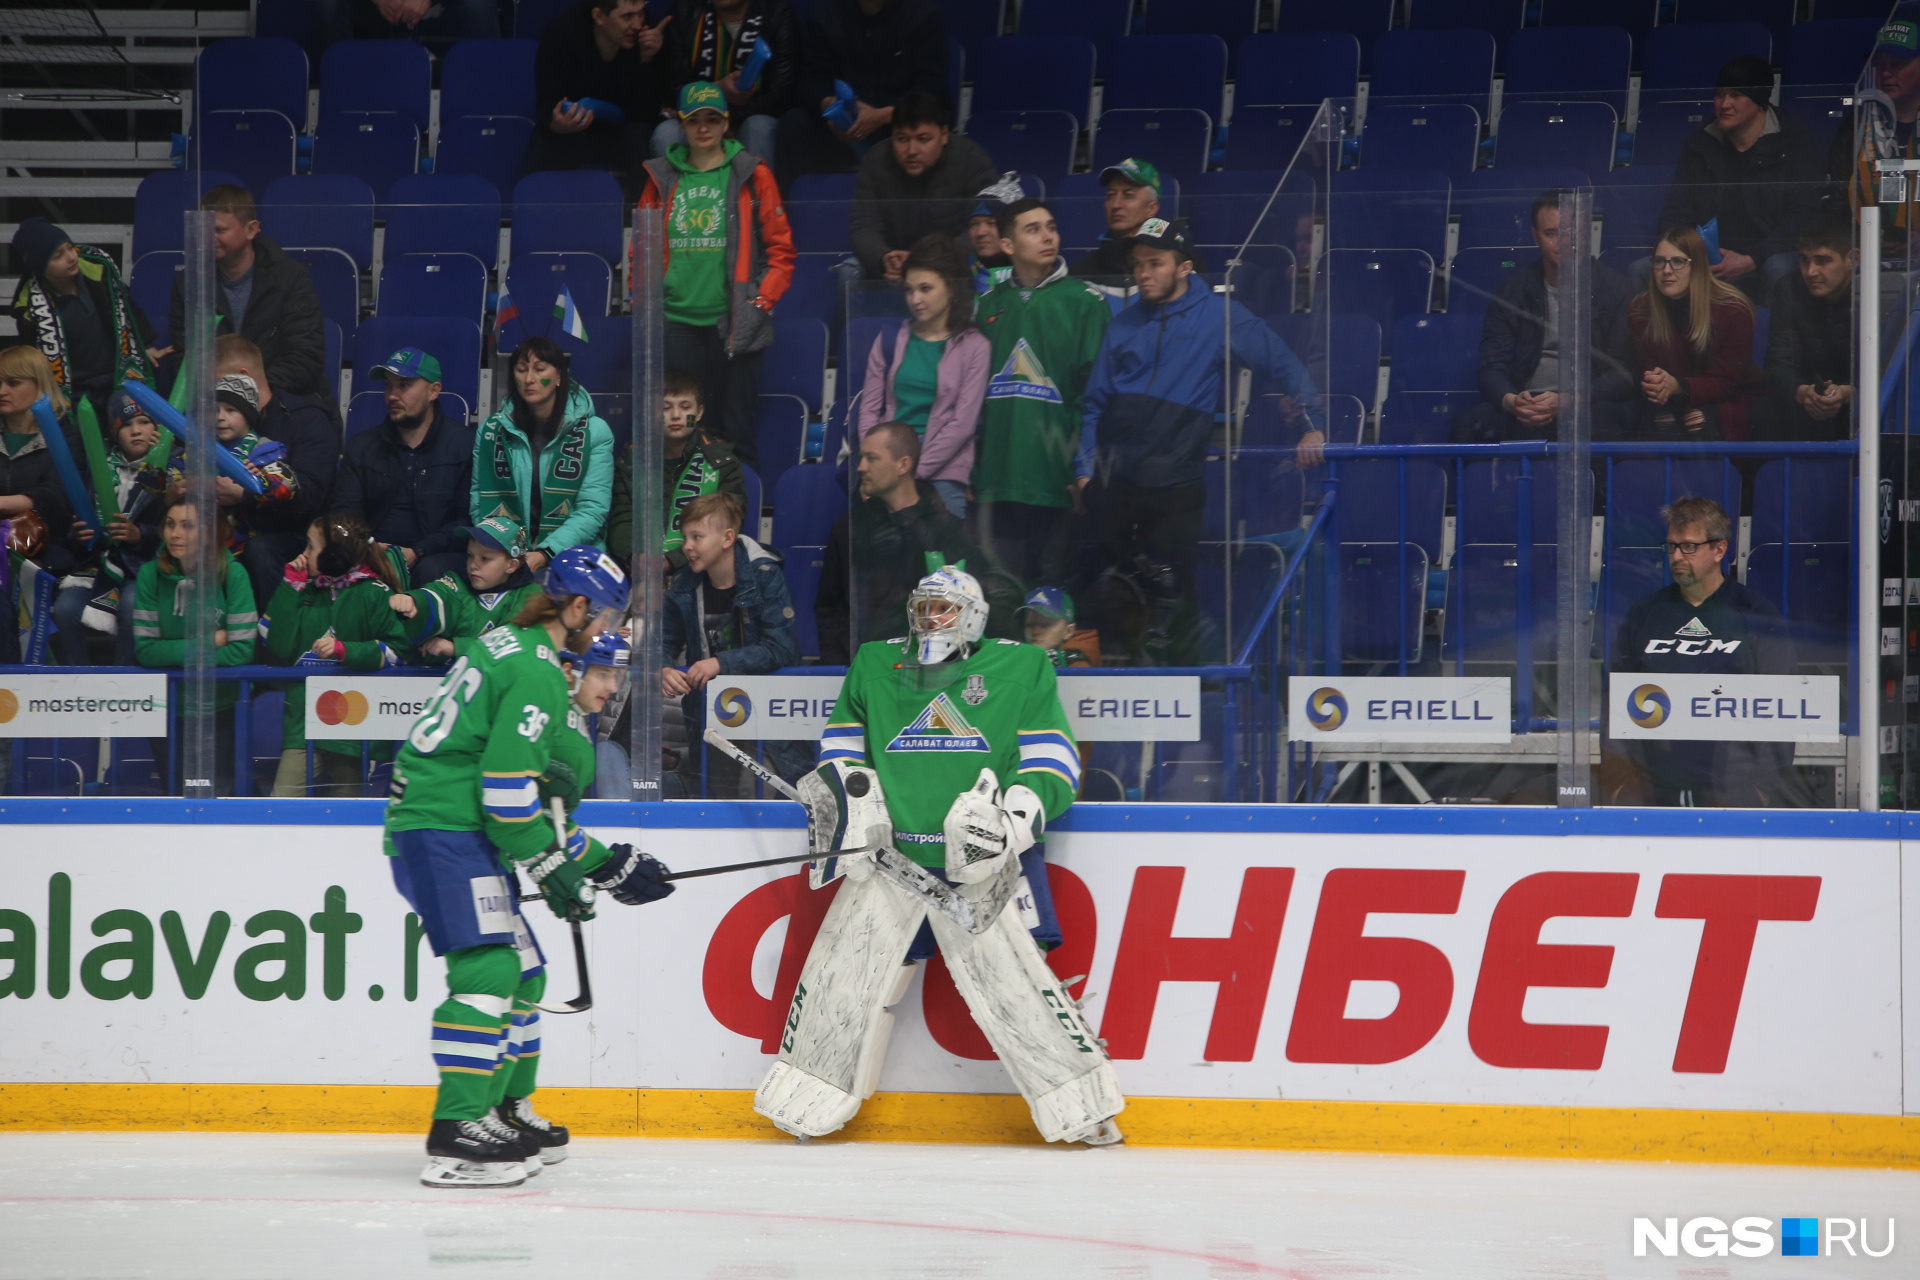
[
  {"xmin": 886, "ymin": 693, "xmax": 990, "ymax": 753},
  {"xmin": 986, "ymin": 338, "xmax": 1062, "ymax": 404}
]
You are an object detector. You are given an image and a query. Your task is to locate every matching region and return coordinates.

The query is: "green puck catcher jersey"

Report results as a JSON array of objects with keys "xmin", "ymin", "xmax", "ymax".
[{"xmin": 817, "ymin": 637, "xmax": 1080, "ymax": 866}]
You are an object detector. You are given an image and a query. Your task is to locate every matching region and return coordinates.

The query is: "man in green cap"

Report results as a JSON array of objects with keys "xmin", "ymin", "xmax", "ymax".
[
  {"xmin": 1071, "ymin": 157, "xmax": 1162, "ymax": 291},
  {"xmin": 1837, "ymin": 6, "xmax": 1920, "ymax": 251}
]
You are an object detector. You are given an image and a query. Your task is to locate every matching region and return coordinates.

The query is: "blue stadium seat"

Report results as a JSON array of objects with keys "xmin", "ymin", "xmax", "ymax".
[
  {"xmin": 1751, "ymin": 457, "xmax": 1851, "ymax": 545},
  {"xmin": 1270, "ymin": 311, "xmax": 1384, "ymax": 409},
  {"xmin": 128, "ymin": 252, "xmax": 184, "ymax": 349},
  {"xmin": 1382, "ymin": 313, "xmax": 1483, "ymax": 445},
  {"xmin": 441, "ymin": 38, "xmax": 537, "ymax": 119},
  {"xmin": 1102, "ymin": 35, "xmax": 1228, "ymax": 120},
  {"xmin": 1630, "ymin": 100, "xmax": 1712, "ymax": 167},
  {"xmin": 1091, "ymin": 108, "xmax": 1212, "ymax": 182},
  {"xmin": 1233, "ymin": 32, "xmax": 1360, "ymax": 102},
  {"xmin": 772, "ymin": 462, "xmax": 847, "ymax": 553},
  {"xmin": 1017, "ymin": 0, "xmax": 1129, "ymax": 65},
  {"xmin": 320, "ymin": 40, "xmax": 432, "ymax": 132},
  {"xmin": 1783, "ymin": 92, "xmax": 1854, "ymax": 152},
  {"xmin": 1493, "ymin": 101, "xmax": 1618, "ymax": 172},
  {"xmin": 963, "ymin": 111, "xmax": 1078, "ymax": 183},
  {"xmin": 512, "ymin": 170, "xmax": 626, "ymax": 264},
  {"xmin": 351, "ymin": 316, "xmax": 482, "ymax": 407},
  {"xmin": 1457, "ymin": 457, "xmax": 1559, "ymax": 545},
  {"xmin": 1445, "ymin": 543, "xmax": 1558, "ymax": 663},
  {"xmin": 1332, "ymin": 458, "xmax": 1447, "ymax": 662},
  {"xmin": 1406, "ymin": 0, "xmax": 1525, "ymax": 67},
  {"xmin": 260, "ymin": 174, "xmax": 377, "ymax": 270},
  {"xmin": 1503, "ymin": 27, "xmax": 1632, "ymax": 115},
  {"xmin": 284, "ymin": 247, "xmax": 361, "ymax": 335},
  {"xmin": 192, "ymin": 111, "xmax": 298, "ymax": 204},
  {"xmin": 940, "ymin": 0, "xmax": 1004, "ymax": 61},
  {"xmin": 436, "ymin": 117, "xmax": 535, "ymax": 193},
  {"xmin": 1640, "ymin": 23, "xmax": 1770, "ymax": 97},
  {"xmin": 323, "ymin": 318, "xmax": 343, "ymax": 405},
  {"xmin": 1319, "ymin": 250, "xmax": 1436, "ymax": 351},
  {"xmin": 782, "ymin": 253, "xmax": 839, "ymax": 322},
  {"xmin": 1605, "ymin": 458, "xmax": 1739, "ymax": 549},
  {"xmin": 1184, "ymin": 170, "xmax": 1287, "ymax": 249},
  {"xmin": 195, "ymin": 38, "xmax": 309, "ymax": 125},
  {"xmin": 1360, "ymin": 104, "xmax": 1481, "ymax": 177},
  {"xmin": 346, "ymin": 390, "xmax": 387, "ymax": 437},
  {"xmin": 1143, "ymin": 0, "xmax": 1259, "ymax": 42},
  {"xmin": 971, "ymin": 37, "xmax": 1096, "ymax": 120},
  {"xmin": 1223, "ymin": 104, "xmax": 1326, "ymax": 170},
  {"xmin": 1453, "ymin": 168, "xmax": 1589, "ymax": 248},
  {"xmin": 507, "ymin": 253, "xmax": 614, "ymax": 329},
  {"xmin": 762, "ymin": 318, "xmax": 830, "ymax": 412},
  {"xmin": 1446, "ymin": 245, "xmax": 1536, "ymax": 313},
  {"xmin": 1783, "ymin": 18, "xmax": 1882, "ymax": 88},
  {"xmin": 1329, "ymin": 169, "xmax": 1449, "ymax": 258},
  {"xmin": 787, "ymin": 174, "xmax": 856, "ymax": 252},
  {"xmin": 755, "ymin": 394, "xmax": 811, "ymax": 499},
  {"xmin": 385, "ymin": 174, "xmax": 502, "ymax": 266},
  {"xmin": 568, "ymin": 313, "xmax": 632, "ymax": 400},
  {"xmin": 1369, "ymin": 29, "xmax": 1496, "ymax": 117},
  {"xmin": 740, "ymin": 463, "xmax": 765, "ymax": 531},
  {"xmin": 378, "ymin": 254, "xmax": 488, "ymax": 327},
  {"xmin": 1274, "ymin": 0, "xmax": 1395, "ymax": 69},
  {"xmin": 1741, "ymin": 454, "xmax": 1852, "ymax": 662},
  {"xmin": 1593, "ymin": 163, "xmax": 1674, "ymax": 253},
  {"xmin": 132, "ymin": 170, "xmax": 241, "ymax": 260},
  {"xmin": 1537, "ymin": 0, "xmax": 1654, "ymax": 51},
  {"xmin": 1673, "ymin": 0, "xmax": 1795, "ymax": 48},
  {"xmin": 312, "ymin": 112, "xmax": 420, "ymax": 201}
]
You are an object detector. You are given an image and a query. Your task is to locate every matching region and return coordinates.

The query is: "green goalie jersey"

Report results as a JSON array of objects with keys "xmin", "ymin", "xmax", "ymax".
[
  {"xmin": 819, "ymin": 637, "xmax": 1080, "ymax": 867},
  {"xmin": 385, "ymin": 623, "xmax": 609, "ymax": 871}
]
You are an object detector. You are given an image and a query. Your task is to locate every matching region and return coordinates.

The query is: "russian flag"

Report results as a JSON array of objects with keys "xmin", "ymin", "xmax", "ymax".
[
  {"xmin": 494, "ymin": 291, "xmax": 520, "ymax": 337},
  {"xmin": 554, "ymin": 285, "xmax": 588, "ymax": 342}
]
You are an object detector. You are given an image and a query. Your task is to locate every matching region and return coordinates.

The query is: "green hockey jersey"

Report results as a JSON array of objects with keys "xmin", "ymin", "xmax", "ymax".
[
  {"xmin": 400, "ymin": 573, "xmax": 543, "ymax": 646},
  {"xmin": 384, "ymin": 623, "xmax": 609, "ymax": 871},
  {"xmin": 818, "ymin": 637, "xmax": 1080, "ymax": 866},
  {"xmin": 972, "ymin": 261, "xmax": 1111, "ymax": 510}
]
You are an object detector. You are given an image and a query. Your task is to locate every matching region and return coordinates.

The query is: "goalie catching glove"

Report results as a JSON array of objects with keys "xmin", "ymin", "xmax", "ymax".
[
  {"xmin": 797, "ymin": 760, "xmax": 893, "ymax": 882},
  {"xmin": 943, "ymin": 769, "xmax": 1042, "ymax": 884}
]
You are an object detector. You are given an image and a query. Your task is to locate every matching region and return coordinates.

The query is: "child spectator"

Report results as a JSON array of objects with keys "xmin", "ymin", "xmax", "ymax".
[
  {"xmin": 389, "ymin": 515, "xmax": 542, "ymax": 658},
  {"xmin": 1754, "ymin": 214, "xmax": 1856, "ymax": 442},
  {"xmin": 606, "ymin": 367, "xmax": 748, "ymax": 569},
  {"xmin": 856, "ymin": 234, "xmax": 987, "ymax": 520},
  {"xmin": 260, "ymin": 511, "xmax": 411, "ymax": 797},
  {"xmin": 132, "ymin": 491, "xmax": 257, "ymax": 794},
  {"xmin": 1627, "ymin": 227, "xmax": 1760, "ymax": 440},
  {"xmin": 8, "ymin": 217, "xmax": 165, "ymax": 418},
  {"xmin": 967, "ymin": 172, "xmax": 1023, "ymax": 294},
  {"xmin": 472, "ymin": 336, "xmax": 616, "ymax": 567},
  {"xmin": 57, "ymin": 390, "xmax": 166, "ymax": 663},
  {"xmin": 173, "ymin": 372, "xmax": 299, "ymax": 610},
  {"xmin": 1018, "ymin": 586, "xmax": 1098, "ymax": 668}
]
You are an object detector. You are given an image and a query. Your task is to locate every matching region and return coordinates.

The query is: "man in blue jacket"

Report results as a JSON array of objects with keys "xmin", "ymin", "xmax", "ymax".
[{"xmin": 1077, "ymin": 217, "xmax": 1323, "ymax": 661}]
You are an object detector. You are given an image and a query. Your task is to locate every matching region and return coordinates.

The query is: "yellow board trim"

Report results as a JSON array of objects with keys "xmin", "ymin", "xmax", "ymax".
[{"xmin": 1, "ymin": 1084, "xmax": 1915, "ymax": 1169}]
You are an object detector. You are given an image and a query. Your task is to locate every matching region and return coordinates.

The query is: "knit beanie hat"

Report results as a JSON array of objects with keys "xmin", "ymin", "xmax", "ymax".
[
  {"xmin": 215, "ymin": 373, "xmax": 262, "ymax": 433},
  {"xmin": 11, "ymin": 217, "xmax": 72, "ymax": 280},
  {"xmin": 1716, "ymin": 55, "xmax": 1774, "ymax": 110}
]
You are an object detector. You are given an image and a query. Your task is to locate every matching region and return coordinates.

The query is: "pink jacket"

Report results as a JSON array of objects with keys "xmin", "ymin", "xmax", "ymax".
[{"xmin": 857, "ymin": 321, "xmax": 988, "ymax": 486}]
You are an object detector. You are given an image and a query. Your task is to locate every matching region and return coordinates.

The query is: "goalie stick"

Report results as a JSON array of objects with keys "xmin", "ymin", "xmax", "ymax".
[{"xmin": 702, "ymin": 729, "xmax": 1022, "ymax": 935}]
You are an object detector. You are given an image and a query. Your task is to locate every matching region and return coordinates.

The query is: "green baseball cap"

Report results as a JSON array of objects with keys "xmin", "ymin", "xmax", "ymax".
[
  {"xmin": 1876, "ymin": 18, "xmax": 1920, "ymax": 60},
  {"xmin": 1017, "ymin": 586, "xmax": 1075, "ymax": 623},
  {"xmin": 1131, "ymin": 215, "xmax": 1204, "ymax": 269},
  {"xmin": 678, "ymin": 80, "xmax": 727, "ymax": 118},
  {"xmin": 1098, "ymin": 157, "xmax": 1161, "ymax": 194},
  {"xmin": 370, "ymin": 346, "xmax": 442, "ymax": 383},
  {"xmin": 465, "ymin": 514, "xmax": 528, "ymax": 558}
]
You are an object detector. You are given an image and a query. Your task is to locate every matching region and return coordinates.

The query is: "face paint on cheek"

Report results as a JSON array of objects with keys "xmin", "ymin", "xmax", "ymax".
[{"xmin": 540, "ymin": 378, "xmax": 552, "ymax": 386}]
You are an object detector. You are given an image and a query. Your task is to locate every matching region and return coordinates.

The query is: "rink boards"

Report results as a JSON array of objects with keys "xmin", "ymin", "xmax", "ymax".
[{"xmin": 1, "ymin": 801, "xmax": 1916, "ymax": 1165}]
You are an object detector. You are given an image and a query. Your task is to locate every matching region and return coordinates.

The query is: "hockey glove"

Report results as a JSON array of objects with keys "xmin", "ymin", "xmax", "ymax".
[
  {"xmin": 796, "ymin": 760, "xmax": 892, "ymax": 882},
  {"xmin": 524, "ymin": 823, "xmax": 598, "ymax": 922},
  {"xmin": 943, "ymin": 769, "xmax": 1042, "ymax": 884},
  {"xmin": 591, "ymin": 843, "xmax": 676, "ymax": 906}
]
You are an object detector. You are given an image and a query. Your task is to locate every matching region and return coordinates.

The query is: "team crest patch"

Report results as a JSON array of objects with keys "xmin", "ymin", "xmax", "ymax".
[
  {"xmin": 1675, "ymin": 616, "xmax": 1712, "ymax": 637},
  {"xmin": 886, "ymin": 693, "xmax": 990, "ymax": 752},
  {"xmin": 986, "ymin": 338, "xmax": 1062, "ymax": 403},
  {"xmin": 962, "ymin": 674, "xmax": 988, "ymax": 705}
]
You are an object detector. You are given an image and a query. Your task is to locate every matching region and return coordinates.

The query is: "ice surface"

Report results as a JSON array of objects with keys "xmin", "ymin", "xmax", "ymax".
[{"xmin": 0, "ymin": 1132, "xmax": 1911, "ymax": 1278}]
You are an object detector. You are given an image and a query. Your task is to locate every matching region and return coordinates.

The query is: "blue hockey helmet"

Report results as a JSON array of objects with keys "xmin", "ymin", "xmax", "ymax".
[
  {"xmin": 563, "ymin": 629, "xmax": 630, "ymax": 672},
  {"xmin": 541, "ymin": 545, "xmax": 631, "ymax": 615}
]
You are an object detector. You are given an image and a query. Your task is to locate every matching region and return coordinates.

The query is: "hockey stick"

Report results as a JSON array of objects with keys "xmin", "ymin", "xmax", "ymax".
[
  {"xmin": 702, "ymin": 730, "xmax": 1023, "ymax": 935},
  {"xmin": 659, "ymin": 844, "xmax": 882, "ymax": 881},
  {"xmin": 515, "ymin": 798, "xmax": 594, "ymax": 1015}
]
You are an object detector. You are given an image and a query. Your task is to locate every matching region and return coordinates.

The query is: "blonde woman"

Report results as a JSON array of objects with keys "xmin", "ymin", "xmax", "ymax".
[
  {"xmin": 1626, "ymin": 226, "xmax": 1761, "ymax": 440},
  {"xmin": 0, "ymin": 345, "xmax": 91, "ymax": 663}
]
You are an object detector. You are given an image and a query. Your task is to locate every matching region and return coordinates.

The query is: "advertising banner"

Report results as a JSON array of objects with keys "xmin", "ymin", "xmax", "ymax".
[
  {"xmin": 705, "ymin": 675, "xmax": 840, "ymax": 741},
  {"xmin": 1608, "ymin": 673, "xmax": 1842, "ymax": 742},
  {"xmin": 0, "ymin": 673, "xmax": 168, "ymax": 737},
  {"xmin": 303, "ymin": 677, "xmax": 448, "ymax": 741},
  {"xmin": 1288, "ymin": 676, "xmax": 1511, "ymax": 742}
]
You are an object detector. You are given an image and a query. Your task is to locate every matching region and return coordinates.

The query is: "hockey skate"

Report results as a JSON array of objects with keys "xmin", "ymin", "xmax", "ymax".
[
  {"xmin": 500, "ymin": 1095, "xmax": 569, "ymax": 1164},
  {"xmin": 420, "ymin": 1118, "xmax": 532, "ymax": 1188}
]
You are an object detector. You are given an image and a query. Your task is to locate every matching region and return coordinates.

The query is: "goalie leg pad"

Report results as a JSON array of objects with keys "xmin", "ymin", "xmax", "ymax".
[
  {"xmin": 754, "ymin": 873, "xmax": 925, "ymax": 1137},
  {"xmin": 924, "ymin": 894, "xmax": 1126, "ymax": 1143}
]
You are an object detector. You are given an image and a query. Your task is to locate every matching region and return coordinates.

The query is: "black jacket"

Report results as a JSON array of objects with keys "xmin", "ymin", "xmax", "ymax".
[
  {"xmin": 1763, "ymin": 274, "xmax": 1851, "ymax": 408},
  {"xmin": 850, "ymin": 131, "xmax": 997, "ymax": 277},
  {"xmin": 251, "ymin": 390, "xmax": 341, "ymax": 539},
  {"xmin": 1461, "ymin": 258, "xmax": 1637, "ymax": 433},
  {"xmin": 663, "ymin": 0, "xmax": 799, "ymax": 122},
  {"xmin": 533, "ymin": 0, "xmax": 669, "ymax": 128},
  {"xmin": 1657, "ymin": 108, "xmax": 1828, "ymax": 265},
  {"xmin": 1070, "ymin": 236, "xmax": 1136, "ymax": 283},
  {"xmin": 9, "ymin": 266, "xmax": 155, "ymax": 401},
  {"xmin": 797, "ymin": 0, "xmax": 948, "ymax": 115},
  {"xmin": 168, "ymin": 234, "xmax": 331, "ymax": 410},
  {"xmin": 330, "ymin": 404, "xmax": 476, "ymax": 559},
  {"xmin": 816, "ymin": 485, "xmax": 1001, "ymax": 663},
  {"xmin": 0, "ymin": 418, "xmax": 85, "ymax": 560}
]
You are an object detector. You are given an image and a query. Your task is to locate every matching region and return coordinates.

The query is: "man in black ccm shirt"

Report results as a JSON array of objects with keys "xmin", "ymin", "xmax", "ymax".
[{"xmin": 1606, "ymin": 495, "xmax": 1812, "ymax": 808}]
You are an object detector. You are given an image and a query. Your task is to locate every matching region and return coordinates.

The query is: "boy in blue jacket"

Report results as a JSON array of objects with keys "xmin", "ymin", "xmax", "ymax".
[{"xmin": 1076, "ymin": 217, "xmax": 1324, "ymax": 662}]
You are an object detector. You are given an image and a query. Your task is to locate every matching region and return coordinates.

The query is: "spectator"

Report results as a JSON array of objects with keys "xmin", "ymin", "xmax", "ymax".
[
  {"xmin": 856, "ymin": 234, "xmax": 987, "ymax": 519},
  {"xmin": 1753, "ymin": 214, "xmax": 1855, "ymax": 442},
  {"xmin": 1626, "ymin": 227, "xmax": 1760, "ymax": 440},
  {"xmin": 848, "ymin": 92, "xmax": 996, "ymax": 281},
  {"xmin": 261, "ymin": 511, "xmax": 411, "ymax": 798},
  {"xmin": 1833, "ymin": 9, "xmax": 1920, "ymax": 252},
  {"xmin": 1453, "ymin": 191, "xmax": 1639, "ymax": 444},
  {"xmin": 0, "ymin": 345, "xmax": 88, "ymax": 664},
  {"xmin": 9, "ymin": 217, "xmax": 165, "ymax": 417},
  {"xmin": 606, "ymin": 367, "xmax": 747, "ymax": 570},
  {"xmin": 1604, "ymin": 496, "xmax": 1810, "ymax": 808},
  {"xmin": 132, "ymin": 491, "xmax": 257, "ymax": 794},
  {"xmin": 472, "ymin": 336, "xmax": 616, "ymax": 565},
  {"xmin": 775, "ymin": 0, "xmax": 949, "ymax": 189},
  {"xmin": 529, "ymin": 0, "xmax": 672, "ymax": 185},
  {"xmin": 330, "ymin": 345, "xmax": 477, "ymax": 587},
  {"xmin": 389, "ymin": 514, "xmax": 542, "ymax": 658},
  {"xmin": 55, "ymin": 390, "xmax": 167, "ymax": 664},
  {"xmin": 1078, "ymin": 217, "xmax": 1323, "ymax": 663},
  {"xmin": 1018, "ymin": 585, "xmax": 1097, "ymax": 668},
  {"xmin": 656, "ymin": 0, "xmax": 799, "ymax": 165},
  {"xmin": 967, "ymin": 172, "xmax": 1023, "ymax": 294},
  {"xmin": 1071, "ymin": 158, "xmax": 1162, "ymax": 293},
  {"xmin": 167, "ymin": 186, "xmax": 331, "ymax": 412},
  {"xmin": 639, "ymin": 81, "xmax": 794, "ymax": 462},
  {"xmin": 165, "ymin": 372, "xmax": 303, "ymax": 611},
  {"xmin": 816, "ymin": 420, "xmax": 1003, "ymax": 663},
  {"xmin": 657, "ymin": 490, "xmax": 806, "ymax": 793},
  {"xmin": 973, "ymin": 197, "xmax": 1112, "ymax": 590},
  {"xmin": 1656, "ymin": 56, "xmax": 1826, "ymax": 302},
  {"xmin": 316, "ymin": 0, "xmax": 497, "ymax": 45},
  {"xmin": 213, "ymin": 337, "xmax": 340, "ymax": 607}
]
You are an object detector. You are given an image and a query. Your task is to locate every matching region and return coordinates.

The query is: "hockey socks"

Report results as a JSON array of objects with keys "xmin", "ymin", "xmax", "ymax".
[
  {"xmin": 429, "ymin": 945, "xmax": 520, "ymax": 1121},
  {"xmin": 495, "ymin": 972, "xmax": 545, "ymax": 1105}
]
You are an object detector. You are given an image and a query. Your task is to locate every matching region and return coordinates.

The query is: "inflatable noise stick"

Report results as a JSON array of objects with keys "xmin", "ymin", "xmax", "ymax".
[
  {"xmin": 73, "ymin": 395, "xmax": 121, "ymax": 522},
  {"xmin": 29, "ymin": 396, "xmax": 105, "ymax": 543},
  {"xmin": 120, "ymin": 378, "xmax": 264, "ymax": 496}
]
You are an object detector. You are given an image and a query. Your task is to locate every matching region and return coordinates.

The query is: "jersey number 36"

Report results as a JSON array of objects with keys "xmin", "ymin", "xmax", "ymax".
[{"xmin": 409, "ymin": 657, "xmax": 484, "ymax": 753}]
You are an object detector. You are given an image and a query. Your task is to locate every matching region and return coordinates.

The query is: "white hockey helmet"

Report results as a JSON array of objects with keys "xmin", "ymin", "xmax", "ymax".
[{"xmin": 906, "ymin": 563, "xmax": 988, "ymax": 664}]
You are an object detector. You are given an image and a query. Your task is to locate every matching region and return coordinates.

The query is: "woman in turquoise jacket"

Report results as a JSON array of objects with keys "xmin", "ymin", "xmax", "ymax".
[{"xmin": 471, "ymin": 336, "xmax": 614, "ymax": 572}]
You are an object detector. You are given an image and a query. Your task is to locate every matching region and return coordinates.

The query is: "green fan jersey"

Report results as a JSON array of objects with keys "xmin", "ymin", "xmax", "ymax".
[
  {"xmin": 400, "ymin": 574, "xmax": 543, "ymax": 646},
  {"xmin": 384, "ymin": 623, "xmax": 609, "ymax": 871},
  {"xmin": 818, "ymin": 637, "xmax": 1081, "ymax": 867}
]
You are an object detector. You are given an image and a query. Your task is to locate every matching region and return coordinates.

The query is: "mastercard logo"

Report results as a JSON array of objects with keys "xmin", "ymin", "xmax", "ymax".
[
  {"xmin": 715, "ymin": 687, "xmax": 751, "ymax": 728},
  {"xmin": 1305, "ymin": 687, "xmax": 1347, "ymax": 731},
  {"xmin": 1627, "ymin": 683, "xmax": 1670, "ymax": 729},
  {"xmin": 0, "ymin": 689, "xmax": 15, "ymax": 723},
  {"xmin": 316, "ymin": 689, "xmax": 370, "ymax": 726}
]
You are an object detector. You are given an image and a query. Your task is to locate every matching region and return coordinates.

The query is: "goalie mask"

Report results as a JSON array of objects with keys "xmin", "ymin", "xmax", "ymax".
[{"xmin": 906, "ymin": 564, "xmax": 988, "ymax": 667}]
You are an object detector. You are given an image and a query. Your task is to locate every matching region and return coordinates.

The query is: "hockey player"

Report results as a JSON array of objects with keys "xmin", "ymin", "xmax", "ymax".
[
  {"xmin": 754, "ymin": 564, "xmax": 1125, "ymax": 1146},
  {"xmin": 384, "ymin": 545, "xmax": 675, "ymax": 1188}
]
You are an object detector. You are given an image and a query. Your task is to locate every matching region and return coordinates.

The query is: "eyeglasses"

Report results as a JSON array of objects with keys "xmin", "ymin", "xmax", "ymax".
[
  {"xmin": 1652, "ymin": 256, "xmax": 1692, "ymax": 272},
  {"xmin": 1662, "ymin": 539, "xmax": 1724, "ymax": 555}
]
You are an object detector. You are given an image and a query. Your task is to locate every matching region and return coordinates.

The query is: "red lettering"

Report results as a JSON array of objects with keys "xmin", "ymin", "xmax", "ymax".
[
  {"xmin": 1099, "ymin": 866, "xmax": 1294, "ymax": 1061},
  {"xmin": 1655, "ymin": 873, "xmax": 1821, "ymax": 1073},
  {"xmin": 1285, "ymin": 868, "xmax": 1464, "ymax": 1064},
  {"xmin": 923, "ymin": 864, "xmax": 1099, "ymax": 1060},
  {"xmin": 701, "ymin": 871, "xmax": 842, "ymax": 1052},
  {"xmin": 1468, "ymin": 872, "xmax": 1639, "ymax": 1070}
]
